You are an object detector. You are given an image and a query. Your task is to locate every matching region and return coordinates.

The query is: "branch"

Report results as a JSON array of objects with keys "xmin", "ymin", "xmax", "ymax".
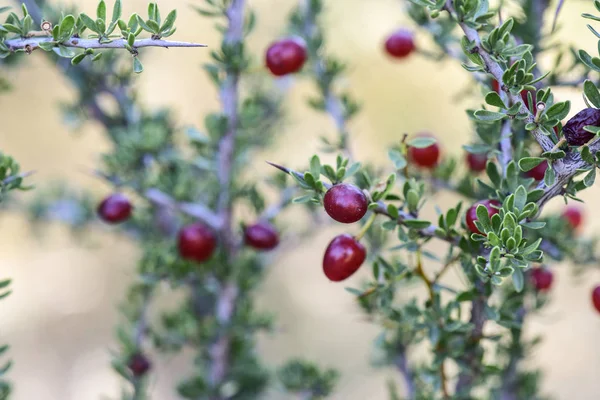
[
  {"xmin": 394, "ymin": 344, "xmax": 417, "ymax": 400},
  {"xmin": 209, "ymin": 0, "xmax": 246, "ymax": 395},
  {"xmin": 499, "ymin": 119, "xmax": 512, "ymax": 176},
  {"xmin": 4, "ymin": 36, "xmax": 207, "ymax": 53},
  {"xmin": 443, "ymin": 1, "xmax": 553, "ymax": 153}
]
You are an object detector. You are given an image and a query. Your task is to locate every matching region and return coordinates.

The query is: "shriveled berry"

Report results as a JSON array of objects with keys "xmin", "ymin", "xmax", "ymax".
[
  {"xmin": 265, "ymin": 37, "xmax": 307, "ymax": 76},
  {"xmin": 384, "ymin": 29, "xmax": 415, "ymax": 58},
  {"xmin": 525, "ymin": 161, "xmax": 548, "ymax": 181},
  {"xmin": 323, "ymin": 183, "xmax": 368, "ymax": 224},
  {"xmin": 562, "ymin": 206, "xmax": 584, "ymax": 230},
  {"xmin": 408, "ymin": 134, "xmax": 440, "ymax": 169},
  {"xmin": 97, "ymin": 193, "xmax": 132, "ymax": 224},
  {"xmin": 128, "ymin": 353, "xmax": 151, "ymax": 377},
  {"xmin": 530, "ymin": 267, "xmax": 553, "ymax": 292},
  {"xmin": 323, "ymin": 234, "xmax": 366, "ymax": 281},
  {"xmin": 466, "ymin": 152, "xmax": 488, "ymax": 173},
  {"xmin": 562, "ymin": 108, "xmax": 600, "ymax": 146},
  {"xmin": 592, "ymin": 285, "xmax": 600, "ymax": 313},
  {"xmin": 178, "ymin": 223, "xmax": 217, "ymax": 263},
  {"xmin": 244, "ymin": 221, "xmax": 279, "ymax": 251},
  {"xmin": 465, "ymin": 199, "xmax": 501, "ymax": 235}
]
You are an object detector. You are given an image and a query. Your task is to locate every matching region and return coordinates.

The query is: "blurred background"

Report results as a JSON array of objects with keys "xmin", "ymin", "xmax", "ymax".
[{"xmin": 2, "ymin": 0, "xmax": 600, "ymax": 398}]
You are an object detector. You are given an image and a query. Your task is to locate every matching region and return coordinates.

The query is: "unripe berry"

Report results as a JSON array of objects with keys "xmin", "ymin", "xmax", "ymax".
[
  {"xmin": 244, "ymin": 221, "xmax": 279, "ymax": 251},
  {"xmin": 384, "ymin": 29, "xmax": 415, "ymax": 58},
  {"xmin": 465, "ymin": 199, "xmax": 501, "ymax": 235},
  {"xmin": 265, "ymin": 38, "xmax": 307, "ymax": 76},
  {"xmin": 562, "ymin": 206, "xmax": 584, "ymax": 230},
  {"xmin": 323, "ymin": 183, "xmax": 368, "ymax": 224},
  {"xmin": 562, "ymin": 108, "xmax": 600, "ymax": 146},
  {"xmin": 323, "ymin": 234, "xmax": 366, "ymax": 281},
  {"xmin": 530, "ymin": 267, "xmax": 553, "ymax": 292},
  {"xmin": 97, "ymin": 193, "xmax": 133, "ymax": 224},
  {"xmin": 408, "ymin": 134, "xmax": 440, "ymax": 169},
  {"xmin": 525, "ymin": 161, "xmax": 547, "ymax": 181},
  {"xmin": 128, "ymin": 353, "xmax": 151, "ymax": 377},
  {"xmin": 592, "ymin": 285, "xmax": 600, "ymax": 313},
  {"xmin": 178, "ymin": 223, "xmax": 217, "ymax": 263},
  {"xmin": 466, "ymin": 152, "xmax": 487, "ymax": 173}
]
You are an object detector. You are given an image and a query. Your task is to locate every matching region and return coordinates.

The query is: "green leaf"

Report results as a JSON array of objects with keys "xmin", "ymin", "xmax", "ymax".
[
  {"xmin": 513, "ymin": 186, "xmax": 527, "ymax": 212},
  {"xmin": 544, "ymin": 164, "xmax": 556, "ymax": 186},
  {"xmin": 485, "ymin": 91, "xmax": 506, "ymax": 108},
  {"xmin": 545, "ymin": 101, "xmax": 570, "ymax": 121},
  {"xmin": 133, "ymin": 57, "xmax": 143, "ymax": 73},
  {"xmin": 403, "ymin": 220, "xmax": 431, "ymax": 229},
  {"xmin": 512, "ymin": 267, "xmax": 524, "ymax": 292},
  {"xmin": 521, "ymin": 221, "xmax": 545, "ymax": 229},
  {"xmin": 473, "ymin": 110, "xmax": 506, "ymax": 121},
  {"xmin": 70, "ymin": 53, "xmax": 87, "ymax": 65},
  {"xmin": 112, "ymin": 0, "xmax": 122, "ymax": 23},
  {"xmin": 518, "ymin": 157, "xmax": 544, "ymax": 172},
  {"xmin": 97, "ymin": 0, "xmax": 107, "ymax": 20},
  {"xmin": 388, "ymin": 149, "xmax": 407, "ymax": 170},
  {"xmin": 161, "ymin": 9, "xmax": 177, "ymax": 33},
  {"xmin": 79, "ymin": 13, "xmax": 99, "ymax": 33},
  {"xmin": 584, "ymin": 80, "xmax": 600, "ymax": 108},
  {"xmin": 584, "ymin": 168, "xmax": 596, "ymax": 187},
  {"xmin": 59, "ymin": 15, "xmax": 75, "ymax": 40},
  {"xmin": 407, "ymin": 137, "xmax": 436, "ymax": 148},
  {"xmin": 475, "ymin": 204, "xmax": 492, "ymax": 232}
]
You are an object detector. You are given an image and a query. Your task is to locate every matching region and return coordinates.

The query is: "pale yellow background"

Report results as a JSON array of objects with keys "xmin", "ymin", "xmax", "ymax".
[{"xmin": 2, "ymin": 0, "xmax": 600, "ymax": 399}]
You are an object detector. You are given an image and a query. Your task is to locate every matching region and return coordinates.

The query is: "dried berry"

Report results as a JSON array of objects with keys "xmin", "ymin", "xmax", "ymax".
[{"xmin": 562, "ymin": 108, "xmax": 600, "ymax": 146}]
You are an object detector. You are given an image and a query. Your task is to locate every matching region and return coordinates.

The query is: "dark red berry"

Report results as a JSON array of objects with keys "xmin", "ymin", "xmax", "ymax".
[
  {"xmin": 465, "ymin": 199, "xmax": 501, "ymax": 235},
  {"xmin": 562, "ymin": 108, "xmax": 600, "ymax": 146},
  {"xmin": 521, "ymin": 90, "xmax": 537, "ymax": 110},
  {"xmin": 491, "ymin": 79, "xmax": 500, "ymax": 94},
  {"xmin": 562, "ymin": 206, "xmax": 584, "ymax": 230},
  {"xmin": 408, "ymin": 134, "xmax": 440, "ymax": 169},
  {"xmin": 466, "ymin": 152, "xmax": 487, "ymax": 173},
  {"xmin": 592, "ymin": 285, "xmax": 600, "ymax": 313},
  {"xmin": 525, "ymin": 161, "xmax": 547, "ymax": 181},
  {"xmin": 178, "ymin": 223, "xmax": 217, "ymax": 263},
  {"xmin": 323, "ymin": 183, "xmax": 368, "ymax": 224},
  {"xmin": 128, "ymin": 353, "xmax": 151, "ymax": 377},
  {"xmin": 244, "ymin": 221, "xmax": 279, "ymax": 251},
  {"xmin": 530, "ymin": 267, "xmax": 553, "ymax": 292},
  {"xmin": 323, "ymin": 234, "xmax": 366, "ymax": 282},
  {"xmin": 97, "ymin": 193, "xmax": 132, "ymax": 223},
  {"xmin": 384, "ymin": 29, "xmax": 415, "ymax": 58},
  {"xmin": 265, "ymin": 37, "xmax": 307, "ymax": 76}
]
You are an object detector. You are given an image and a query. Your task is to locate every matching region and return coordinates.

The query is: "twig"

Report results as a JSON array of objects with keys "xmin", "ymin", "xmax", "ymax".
[
  {"xmin": 145, "ymin": 188, "xmax": 223, "ymax": 230},
  {"xmin": 394, "ymin": 344, "xmax": 417, "ymax": 400},
  {"xmin": 209, "ymin": 0, "xmax": 247, "ymax": 395},
  {"xmin": 499, "ymin": 119, "xmax": 512, "ymax": 177},
  {"xmin": 4, "ymin": 37, "xmax": 207, "ymax": 53}
]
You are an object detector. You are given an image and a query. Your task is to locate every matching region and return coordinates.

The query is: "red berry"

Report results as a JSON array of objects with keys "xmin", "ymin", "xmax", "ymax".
[
  {"xmin": 465, "ymin": 199, "xmax": 501, "ymax": 235},
  {"xmin": 530, "ymin": 267, "xmax": 553, "ymax": 292},
  {"xmin": 128, "ymin": 353, "xmax": 151, "ymax": 377},
  {"xmin": 323, "ymin": 234, "xmax": 366, "ymax": 281},
  {"xmin": 97, "ymin": 193, "xmax": 132, "ymax": 223},
  {"xmin": 408, "ymin": 134, "xmax": 440, "ymax": 169},
  {"xmin": 265, "ymin": 37, "xmax": 307, "ymax": 76},
  {"xmin": 562, "ymin": 206, "xmax": 584, "ymax": 230},
  {"xmin": 384, "ymin": 29, "xmax": 415, "ymax": 58},
  {"xmin": 491, "ymin": 79, "xmax": 500, "ymax": 93},
  {"xmin": 244, "ymin": 221, "xmax": 279, "ymax": 251},
  {"xmin": 521, "ymin": 90, "xmax": 537, "ymax": 110},
  {"xmin": 592, "ymin": 285, "xmax": 600, "ymax": 313},
  {"xmin": 525, "ymin": 161, "xmax": 547, "ymax": 181},
  {"xmin": 323, "ymin": 183, "xmax": 368, "ymax": 224},
  {"xmin": 466, "ymin": 152, "xmax": 487, "ymax": 173},
  {"xmin": 178, "ymin": 223, "xmax": 217, "ymax": 263}
]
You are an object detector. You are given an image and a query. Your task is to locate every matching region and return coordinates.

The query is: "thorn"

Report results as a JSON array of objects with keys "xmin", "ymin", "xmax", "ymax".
[{"xmin": 266, "ymin": 161, "xmax": 291, "ymax": 174}]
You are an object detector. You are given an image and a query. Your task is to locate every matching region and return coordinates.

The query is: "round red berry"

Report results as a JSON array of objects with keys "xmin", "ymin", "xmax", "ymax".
[
  {"xmin": 323, "ymin": 234, "xmax": 366, "ymax": 282},
  {"xmin": 592, "ymin": 285, "xmax": 600, "ymax": 313},
  {"xmin": 408, "ymin": 134, "xmax": 440, "ymax": 169},
  {"xmin": 97, "ymin": 193, "xmax": 132, "ymax": 224},
  {"xmin": 530, "ymin": 267, "xmax": 553, "ymax": 292},
  {"xmin": 244, "ymin": 221, "xmax": 279, "ymax": 251},
  {"xmin": 465, "ymin": 199, "xmax": 501, "ymax": 235},
  {"xmin": 265, "ymin": 37, "xmax": 307, "ymax": 76},
  {"xmin": 466, "ymin": 152, "xmax": 487, "ymax": 173},
  {"xmin": 525, "ymin": 161, "xmax": 547, "ymax": 181},
  {"xmin": 562, "ymin": 206, "xmax": 584, "ymax": 230},
  {"xmin": 178, "ymin": 223, "xmax": 217, "ymax": 263},
  {"xmin": 128, "ymin": 353, "xmax": 151, "ymax": 377},
  {"xmin": 384, "ymin": 29, "xmax": 415, "ymax": 58},
  {"xmin": 323, "ymin": 183, "xmax": 368, "ymax": 224}
]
